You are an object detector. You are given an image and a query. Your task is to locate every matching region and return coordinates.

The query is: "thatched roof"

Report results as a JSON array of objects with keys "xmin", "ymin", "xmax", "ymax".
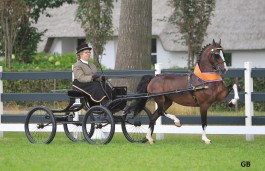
[{"xmin": 35, "ymin": 0, "xmax": 265, "ymax": 52}]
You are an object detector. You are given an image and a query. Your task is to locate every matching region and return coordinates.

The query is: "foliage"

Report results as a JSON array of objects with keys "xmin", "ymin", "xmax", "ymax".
[
  {"xmin": 0, "ymin": 0, "xmax": 28, "ymax": 68},
  {"xmin": 1, "ymin": 52, "xmax": 77, "ymax": 71},
  {"xmin": 0, "ymin": 52, "xmax": 107, "ymax": 71},
  {"xmin": 76, "ymin": 0, "xmax": 114, "ymax": 68},
  {"xmin": 168, "ymin": 0, "xmax": 216, "ymax": 68},
  {"xmin": 253, "ymin": 77, "xmax": 265, "ymax": 111},
  {"xmin": 0, "ymin": 0, "xmax": 74, "ymax": 69},
  {"xmin": 13, "ymin": 22, "xmax": 45, "ymax": 63}
]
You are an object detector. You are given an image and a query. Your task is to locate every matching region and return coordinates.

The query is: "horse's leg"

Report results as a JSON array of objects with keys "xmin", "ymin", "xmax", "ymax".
[
  {"xmin": 164, "ymin": 112, "xmax": 182, "ymax": 127},
  {"xmin": 146, "ymin": 108, "xmax": 161, "ymax": 144},
  {"xmin": 200, "ymin": 104, "xmax": 211, "ymax": 144},
  {"xmin": 228, "ymin": 84, "xmax": 240, "ymax": 107},
  {"xmin": 146, "ymin": 96, "xmax": 166, "ymax": 144},
  {"xmin": 163, "ymin": 98, "xmax": 182, "ymax": 127}
]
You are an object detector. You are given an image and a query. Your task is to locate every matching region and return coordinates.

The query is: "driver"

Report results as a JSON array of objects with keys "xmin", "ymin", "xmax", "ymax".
[{"xmin": 72, "ymin": 43, "xmax": 111, "ymax": 106}]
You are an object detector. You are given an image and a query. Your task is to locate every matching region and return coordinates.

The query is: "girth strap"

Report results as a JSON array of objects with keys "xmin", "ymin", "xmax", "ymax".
[{"xmin": 187, "ymin": 73, "xmax": 203, "ymax": 105}]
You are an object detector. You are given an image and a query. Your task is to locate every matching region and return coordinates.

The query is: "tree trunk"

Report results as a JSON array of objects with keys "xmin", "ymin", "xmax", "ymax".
[
  {"xmin": 187, "ymin": 46, "xmax": 191, "ymax": 69},
  {"xmin": 115, "ymin": 0, "xmax": 152, "ymax": 92}
]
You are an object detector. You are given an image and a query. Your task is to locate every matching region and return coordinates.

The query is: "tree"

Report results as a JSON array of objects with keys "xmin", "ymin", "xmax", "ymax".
[
  {"xmin": 13, "ymin": 14, "xmax": 44, "ymax": 63},
  {"xmin": 13, "ymin": 0, "xmax": 74, "ymax": 64},
  {"xmin": 76, "ymin": 0, "xmax": 114, "ymax": 68},
  {"xmin": 169, "ymin": 0, "xmax": 215, "ymax": 68},
  {"xmin": 0, "ymin": 0, "xmax": 74, "ymax": 68},
  {"xmin": 115, "ymin": 0, "xmax": 152, "ymax": 91},
  {"xmin": 0, "ymin": 0, "xmax": 27, "ymax": 68}
]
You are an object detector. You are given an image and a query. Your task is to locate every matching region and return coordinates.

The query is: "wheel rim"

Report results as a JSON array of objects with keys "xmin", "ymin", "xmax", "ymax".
[
  {"xmin": 121, "ymin": 107, "xmax": 151, "ymax": 143},
  {"xmin": 83, "ymin": 106, "xmax": 115, "ymax": 144},
  {"xmin": 25, "ymin": 106, "xmax": 56, "ymax": 144}
]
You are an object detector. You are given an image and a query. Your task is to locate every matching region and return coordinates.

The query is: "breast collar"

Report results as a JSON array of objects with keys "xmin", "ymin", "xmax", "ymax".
[{"xmin": 193, "ymin": 64, "xmax": 222, "ymax": 82}]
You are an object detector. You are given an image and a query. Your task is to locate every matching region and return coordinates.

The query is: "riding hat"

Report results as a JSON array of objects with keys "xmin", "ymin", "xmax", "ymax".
[{"xmin": 76, "ymin": 43, "xmax": 92, "ymax": 54}]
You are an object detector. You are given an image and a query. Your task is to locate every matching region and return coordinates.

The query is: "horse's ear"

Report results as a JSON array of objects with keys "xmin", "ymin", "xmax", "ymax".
[
  {"xmin": 219, "ymin": 39, "xmax": 221, "ymax": 45},
  {"xmin": 212, "ymin": 39, "xmax": 216, "ymax": 45}
]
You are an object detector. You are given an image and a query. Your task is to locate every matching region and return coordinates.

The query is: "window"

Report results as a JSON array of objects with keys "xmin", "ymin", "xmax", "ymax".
[
  {"xmin": 224, "ymin": 53, "xmax": 232, "ymax": 66},
  {"xmin": 151, "ymin": 38, "xmax": 157, "ymax": 65}
]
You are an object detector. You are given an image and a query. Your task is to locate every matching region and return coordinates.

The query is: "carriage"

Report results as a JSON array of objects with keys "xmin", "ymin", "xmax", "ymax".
[
  {"xmin": 24, "ymin": 86, "xmax": 153, "ymax": 144},
  {"xmin": 24, "ymin": 40, "xmax": 240, "ymax": 145},
  {"xmin": 24, "ymin": 82, "xmax": 207, "ymax": 145}
]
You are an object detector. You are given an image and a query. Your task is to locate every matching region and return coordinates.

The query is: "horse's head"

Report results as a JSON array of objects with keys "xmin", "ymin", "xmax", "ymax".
[
  {"xmin": 199, "ymin": 39, "xmax": 228, "ymax": 74},
  {"xmin": 209, "ymin": 39, "xmax": 228, "ymax": 74}
]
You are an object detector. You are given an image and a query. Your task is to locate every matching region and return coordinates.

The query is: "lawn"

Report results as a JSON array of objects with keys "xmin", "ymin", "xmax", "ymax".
[{"xmin": 0, "ymin": 132, "xmax": 264, "ymax": 171}]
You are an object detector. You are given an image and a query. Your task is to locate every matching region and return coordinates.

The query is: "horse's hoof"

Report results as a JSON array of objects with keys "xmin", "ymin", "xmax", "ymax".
[
  {"xmin": 204, "ymin": 140, "xmax": 211, "ymax": 144},
  {"xmin": 175, "ymin": 122, "xmax": 182, "ymax": 127},
  {"xmin": 149, "ymin": 140, "xmax": 155, "ymax": 144},
  {"xmin": 228, "ymin": 99, "xmax": 237, "ymax": 107}
]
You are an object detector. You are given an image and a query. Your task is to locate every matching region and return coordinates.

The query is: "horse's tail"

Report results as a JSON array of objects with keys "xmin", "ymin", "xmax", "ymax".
[{"xmin": 125, "ymin": 75, "xmax": 154, "ymax": 114}]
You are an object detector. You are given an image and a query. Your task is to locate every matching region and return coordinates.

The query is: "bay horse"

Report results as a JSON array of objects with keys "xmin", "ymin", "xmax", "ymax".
[{"xmin": 126, "ymin": 39, "xmax": 239, "ymax": 144}]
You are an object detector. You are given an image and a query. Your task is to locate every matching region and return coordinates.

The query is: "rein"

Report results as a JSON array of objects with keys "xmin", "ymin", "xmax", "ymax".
[{"xmin": 93, "ymin": 49, "xmax": 111, "ymax": 99}]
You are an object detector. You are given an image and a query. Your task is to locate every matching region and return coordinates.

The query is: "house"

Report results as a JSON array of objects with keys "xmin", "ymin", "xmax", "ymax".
[{"xmin": 34, "ymin": 0, "xmax": 265, "ymax": 69}]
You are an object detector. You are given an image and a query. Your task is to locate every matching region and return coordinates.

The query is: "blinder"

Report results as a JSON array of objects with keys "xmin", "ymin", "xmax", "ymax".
[{"xmin": 211, "ymin": 48, "xmax": 223, "ymax": 59}]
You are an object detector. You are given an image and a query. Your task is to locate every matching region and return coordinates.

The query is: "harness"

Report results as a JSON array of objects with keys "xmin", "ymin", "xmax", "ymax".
[
  {"xmin": 193, "ymin": 64, "xmax": 222, "ymax": 82},
  {"xmin": 187, "ymin": 54, "xmax": 224, "ymax": 105}
]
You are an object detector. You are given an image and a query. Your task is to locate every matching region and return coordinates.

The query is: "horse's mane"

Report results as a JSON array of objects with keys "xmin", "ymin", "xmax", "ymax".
[{"xmin": 197, "ymin": 43, "xmax": 212, "ymax": 61}]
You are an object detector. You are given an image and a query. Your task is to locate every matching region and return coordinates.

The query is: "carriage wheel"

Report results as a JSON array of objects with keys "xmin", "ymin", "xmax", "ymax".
[
  {"xmin": 24, "ymin": 106, "xmax": 56, "ymax": 144},
  {"xmin": 121, "ymin": 107, "xmax": 152, "ymax": 143},
  {"xmin": 63, "ymin": 104, "xmax": 87, "ymax": 142},
  {"xmin": 82, "ymin": 106, "xmax": 115, "ymax": 144}
]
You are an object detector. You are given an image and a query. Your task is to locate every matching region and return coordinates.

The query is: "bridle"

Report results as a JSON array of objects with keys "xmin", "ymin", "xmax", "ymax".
[{"xmin": 210, "ymin": 47, "xmax": 226, "ymax": 73}]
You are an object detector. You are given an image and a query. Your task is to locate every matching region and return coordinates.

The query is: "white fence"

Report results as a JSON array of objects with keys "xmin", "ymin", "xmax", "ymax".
[{"xmin": 0, "ymin": 62, "xmax": 264, "ymax": 141}]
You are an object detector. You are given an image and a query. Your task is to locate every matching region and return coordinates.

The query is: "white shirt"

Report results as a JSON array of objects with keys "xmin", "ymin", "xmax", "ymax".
[{"xmin": 80, "ymin": 59, "xmax": 88, "ymax": 64}]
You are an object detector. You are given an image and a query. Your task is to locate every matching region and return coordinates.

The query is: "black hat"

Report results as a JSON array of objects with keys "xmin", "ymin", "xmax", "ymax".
[{"xmin": 76, "ymin": 44, "xmax": 92, "ymax": 54}]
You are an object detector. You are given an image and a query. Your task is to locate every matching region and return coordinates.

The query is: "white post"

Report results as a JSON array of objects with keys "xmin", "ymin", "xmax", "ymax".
[
  {"xmin": 0, "ymin": 66, "xmax": 3, "ymax": 137},
  {"xmin": 155, "ymin": 63, "xmax": 164, "ymax": 140},
  {"xmin": 244, "ymin": 62, "xmax": 254, "ymax": 141}
]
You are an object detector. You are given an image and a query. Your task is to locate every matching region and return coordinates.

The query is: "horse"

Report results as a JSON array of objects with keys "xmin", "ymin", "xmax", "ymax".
[{"xmin": 126, "ymin": 39, "xmax": 240, "ymax": 144}]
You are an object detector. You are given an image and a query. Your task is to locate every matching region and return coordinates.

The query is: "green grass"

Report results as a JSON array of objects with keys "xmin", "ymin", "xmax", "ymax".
[{"xmin": 0, "ymin": 132, "xmax": 264, "ymax": 171}]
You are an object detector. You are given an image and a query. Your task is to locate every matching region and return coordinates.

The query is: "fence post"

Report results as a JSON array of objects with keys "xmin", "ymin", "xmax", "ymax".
[
  {"xmin": 244, "ymin": 62, "xmax": 254, "ymax": 141},
  {"xmin": 0, "ymin": 66, "xmax": 3, "ymax": 137},
  {"xmin": 155, "ymin": 63, "xmax": 164, "ymax": 140}
]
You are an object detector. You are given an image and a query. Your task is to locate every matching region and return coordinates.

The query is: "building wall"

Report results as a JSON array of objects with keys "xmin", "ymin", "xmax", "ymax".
[
  {"xmin": 100, "ymin": 38, "xmax": 189, "ymax": 69},
  {"xmin": 49, "ymin": 38, "xmax": 78, "ymax": 54},
  {"xmin": 49, "ymin": 38, "xmax": 62, "ymax": 54},
  {"xmin": 62, "ymin": 38, "xmax": 78, "ymax": 53},
  {"xmin": 156, "ymin": 39, "xmax": 188, "ymax": 69},
  {"xmin": 231, "ymin": 50, "xmax": 265, "ymax": 68},
  {"xmin": 47, "ymin": 37, "xmax": 265, "ymax": 69},
  {"xmin": 101, "ymin": 38, "xmax": 117, "ymax": 69}
]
